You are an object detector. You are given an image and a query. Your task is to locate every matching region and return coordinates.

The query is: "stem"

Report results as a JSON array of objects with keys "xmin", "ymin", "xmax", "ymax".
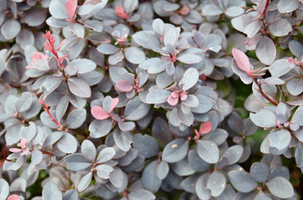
[
  {"xmin": 38, "ymin": 97, "xmax": 62, "ymax": 129},
  {"xmin": 254, "ymin": 79, "xmax": 279, "ymax": 106}
]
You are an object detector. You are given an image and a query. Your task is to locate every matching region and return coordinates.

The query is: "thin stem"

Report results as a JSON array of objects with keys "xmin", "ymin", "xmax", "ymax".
[{"xmin": 254, "ymin": 79, "xmax": 279, "ymax": 106}]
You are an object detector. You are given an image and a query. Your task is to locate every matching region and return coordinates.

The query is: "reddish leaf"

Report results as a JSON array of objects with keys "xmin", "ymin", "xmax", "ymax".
[
  {"xmin": 109, "ymin": 98, "xmax": 119, "ymax": 113},
  {"xmin": 179, "ymin": 6, "xmax": 190, "ymax": 15},
  {"xmin": 91, "ymin": 106, "xmax": 110, "ymax": 120},
  {"xmin": 65, "ymin": 0, "xmax": 77, "ymax": 20},
  {"xmin": 167, "ymin": 95, "xmax": 178, "ymax": 106},
  {"xmin": 115, "ymin": 6, "xmax": 129, "ymax": 19},
  {"xmin": 9, "ymin": 148, "xmax": 22, "ymax": 153},
  {"xmin": 180, "ymin": 93, "xmax": 187, "ymax": 101},
  {"xmin": 116, "ymin": 80, "xmax": 133, "ymax": 92},
  {"xmin": 7, "ymin": 195, "xmax": 21, "ymax": 200},
  {"xmin": 232, "ymin": 48, "xmax": 251, "ymax": 72},
  {"xmin": 199, "ymin": 121, "xmax": 212, "ymax": 135}
]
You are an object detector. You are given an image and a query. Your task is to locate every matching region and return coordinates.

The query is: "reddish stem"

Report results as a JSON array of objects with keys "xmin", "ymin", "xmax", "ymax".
[
  {"xmin": 254, "ymin": 79, "xmax": 279, "ymax": 106},
  {"xmin": 38, "ymin": 97, "xmax": 62, "ymax": 128}
]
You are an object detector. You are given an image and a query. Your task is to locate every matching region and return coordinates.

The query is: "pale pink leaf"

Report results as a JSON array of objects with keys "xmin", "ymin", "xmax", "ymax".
[
  {"xmin": 116, "ymin": 80, "xmax": 133, "ymax": 92},
  {"xmin": 180, "ymin": 6, "xmax": 190, "ymax": 15},
  {"xmin": 91, "ymin": 106, "xmax": 110, "ymax": 120},
  {"xmin": 7, "ymin": 195, "xmax": 21, "ymax": 200},
  {"xmin": 20, "ymin": 147, "xmax": 29, "ymax": 156},
  {"xmin": 115, "ymin": 6, "xmax": 129, "ymax": 19},
  {"xmin": 65, "ymin": 0, "xmax": 77, "ymax": 20},
  {"xmin": 171, "ymin": 91, "xmax": 179, "ymax": 98},
  {"xmin": 232, "ymin": 48, "xmax": 251, "ymax": 72},
  {"xmin": 167, "ymin": 95, "xmax": 178, "ymax": 106},
  {"xmin": 109, "ymin": 98, "xmax": 119, "ymax": 113},
  {"xmin": 199, "ymin": 121, "xmax": 212, "ymax": 135},
  {"xmin": 20, "ymin": 138, "xmax": 27, "ymax": 149},
  {"xmin": 180, "ymin": 93, "xmax": 187, "ymax": 101},
  {"xmin": 9, "ymin": 148, "xmax": 22, "ymax": 153}
]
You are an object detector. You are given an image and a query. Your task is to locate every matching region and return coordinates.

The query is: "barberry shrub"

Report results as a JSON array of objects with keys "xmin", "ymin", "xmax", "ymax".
[{"xmin": 0, "ymin": 0, "xmax": 302, "ymax": 199}]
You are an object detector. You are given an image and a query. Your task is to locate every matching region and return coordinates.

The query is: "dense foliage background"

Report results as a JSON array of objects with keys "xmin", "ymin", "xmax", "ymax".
[{"xmin": 1, "ymin": 0, "xmax": 303, "ymax": 199}]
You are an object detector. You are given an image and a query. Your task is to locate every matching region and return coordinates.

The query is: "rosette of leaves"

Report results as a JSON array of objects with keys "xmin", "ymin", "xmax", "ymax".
[
  {"xmin": 134, "ymin": 20, "xmax": 203, "ymax": 76},
  {"xmin": 0, "ymin": 92, "xmax": 41, "ymax": 144},
  {"xmin": 146, "ymin": 68, "xmax": 216, "ymax": 127},
  {"xmin": 64, "ymin": 139, "xmax": 127, "ymax": 196},
  {"xmin": 228, "ymin": 155, "xmax": 295, "ymax": 199},
  {"xmin": 115, "ymin": 71, "xmax": 149, "ymax": 99},
  {"xmin": 227, "ymin": 112, "xmax": 258, "ymax": 163},
  {"xmin": 25, "ymin": 32, "xmax": 99, "ymax": 100},
  {"xmin": 201, "ymin": 0, "xmax": 246, "ymax": 20},
  {"xmin": 97, "ymin": 23, "xmax": 146, "ymax": 65}
]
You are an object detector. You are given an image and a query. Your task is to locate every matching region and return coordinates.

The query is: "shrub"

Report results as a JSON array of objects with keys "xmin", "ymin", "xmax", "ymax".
[{"xmin": 0, "ymin": 0, "xmax": 302, "ymax": 199}]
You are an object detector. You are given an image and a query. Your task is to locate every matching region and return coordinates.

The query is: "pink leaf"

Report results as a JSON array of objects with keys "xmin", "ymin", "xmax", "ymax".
[
  {"xmin": 180, "ymin": 93, "xmax": 187, "ymax": 101},
  {"xmin": 288, "ymin": 57, "xmax": 295, "ymax": 64},
  {"xmin": 179, "ymin": 6, "xmax": 190, "ymax": 15},
  {"xmin": 116, "ymin": 80, "xmax": 133, "ymax": 92},
  {"xmin": 31, "ymin": 52, "xmax": 48, "ymax": 61},
  {"xmin": 171, "ymin": 91, "xmax": 179, "ymax": 98},
  {"xmin": 199, "ymin": 121, "xmax": 212, "ymax": 135},
  {"xmin": 109, "ymin": 98, "xmax": 119, "ymax": 113},
  {"xmin": 20, "ymin": 138, "xmax": 27, "ymax": 149},
  {"xmin": 115, "ymin": 6, "xmax": 129, "ymax": 19},
  {"xmin": 91, "ymin": 106, "xmax": 110, "ymax": 120},
  {"xmin": 65, "ymin": 0, "xmax": 77, "ymax": 20},
  {"xmin": 9, "ymin": 148, "xmax": 22, "ymax": 153},
  {"xmin": 20, "ymin": 147, "xmax": 29, "ymax": 156},
  {"xmin": 167, "ymin": 95, "xmax": 178, "ymax": 106},
  {"xmin": 7, "ymin": 195, "xmax": 21, "ymax": 200},
  {"xmin": 232, "ymin": 48, "xmax": 251, "ymax": 73}
]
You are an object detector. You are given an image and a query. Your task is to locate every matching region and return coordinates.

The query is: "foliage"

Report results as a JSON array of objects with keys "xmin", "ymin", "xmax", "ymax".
[{"xmin": 0, "ymin": 0, "xmax": 303, "ymax": 199}]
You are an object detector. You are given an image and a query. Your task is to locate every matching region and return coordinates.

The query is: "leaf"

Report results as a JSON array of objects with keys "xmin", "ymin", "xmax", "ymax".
[
  {"xmin": 91, "ymin": 106, "xmax": 110, "ymax": 120},
  {"xmin": 68, "ymin": 59, "xmax": 96, "ymax": 74},
  {"xmin": 42, "ymin": 131, "xmax": 63, "ymax": 148},
  {"xmin": 197, "ymin": 140, "xmax": 219, "ymax": 164},
  {"xmin": 278, "ymin": 0, "xmax": 300, "ymax": 13},
  {"xmin": 63, "ymin": 189, "xmax": 79, "ymax": 200},
  {"xmin": 96, "ymin": 147, "xmax": 115, "ymax": 163},
  {"xmin": 228, "ymin": 170, "xmax": 258, "ymax": 193},
  {"xmin": 95, "ymin": 164, "xmax": 114, "ymax": 179},
  {"xmin": 243, "ymin": 20, "xmax": 261, "ymax": 38},
  {"xmin": 164, "ymin": 27, "xmax": 180, "ymax": 47},
  {"xmin": 15, "ymin": 92, "xmax": 32, "ymax": 113},
  {"xmin": 207, "ymin": 171, "xmax": 226, "ymax": 197},
  {"xmin": 42, "ymin": 182, "xmax": 62, "ymax": 200},
  {"xmin": 1, "ymin": 19, "xmax": 21, "ymax": 40},
  {"xmin": 116, "ymin": 80, "xmax": 133, "ymax": 92},
  {"xmin": 199, "ymin": 121, "xmax": 212, "ymax": 135},
  {"xmin": 109, "ymin": 167, "xmax": 124, "ymax": 188},
  {"xmin": 177, "ymin": 54, "xmax": 202, "ymax": 64},
  {"xmin": 89, "ymin": 119, "xmax": 112, "ymax": 138},
  {"xmin": 124, "ymin": 47, "xmax": 146, "ymax": 64},
  {"xmin": 221, "ymin": 145, "xmax": 244, "ymax": 165},
  {"xmin": 81, "ymin": 140, "xmax": 96, "ymax": 161},
  {"xmin": 128, "ymin": 189, "xmax": 156, "ymax": 200},
  {"xmin": 157, "ymin": 160, "xmax": 169, "ymax": 180},
  {"xmin": 162, "ymin": 139, "xmax": 188, "ymax": 163},
  {"xmin": 133, "ymin": 133, "xmax": 159, "ymax": 158},
  {"xmin": 250, "ymin": 109, "xmax": 276, "ymax": 128},
  {"xmin": 133, "ymin": 31, "xmax": 161, "ymax": 49},
  {"xmin": 188, "ymin": 149, "xmax": 210, "ymax": 172},
  {"xmin": 97, "ymin": 43, "xmax": 119, "ymax": 55},
  {"xmin": 142, "ymin": 160, "xmax": 161, "ymax": 193},
  {"xmin": 0, "ymin": 178, "xmax": 9, "ymax": 200},
  {"xmin": 64, "ymin": 153, "xmax": 93, "ymax": 171},
  {"xmin": 113, "ymin": 128, "xmax": 133, "ymax": 151},
  {"xmin": 201, "ymin": 4, "xmax": 223, "ymax": 16},
  {"xmin": 68, "ymin": 77, "xmax": 91, "ymax": 98},
  {"xmin": 146, "ymin": 89, "xmax": 171, "ymax": 104},
  {"xmin": 124, "ymin": 97, "xmax": 150, "ymax": 120},
  {"xmin": 232, "ymin": 48, "xmax": 251, "ymax": 72},
  {"xmin": 268, "ymin": 18, "xmax": 292, "ymax": 37},
  {"xmin": 152, "ymin": 18, "xmax": 164, "ymax": 35},
  {"xmin": 256, "ymin": 36, "xmax": 276, "ymax": 65},
  {"xmin": 195, "ymin": 173, "xmax": 211, "ymax": 200},
  {"xmin": 65, "ymin": 0, "xmax": 77, "ymax": 20},
  {"xmin": 66, "ymin": 108, "xmax": 86, "ymax": 129},
  {"xmin": 292, "ymin": 106, "xmax": 303, "ymax": 125},
  {"xmin": 182, "ymin": 68, "xmax": 199, "ymax": 90},
  {"xmin": 266, "ymin": 177, "xmax": 294, "ymax": 198},
  {"xmin": 77, "ymin": 172, "xmax": 92, "ymax": 192},
  {"xmin": 268, "ymin": 129, "xmax": 291, "ymax": 151},
  {"xmin": 42, "ymin": 76, "xmax": 63, "ymax": 97},
  {"xmin": 49, "ymin": 0, "xmax": 68, "ymax": 19},
  {"xmin": 57, "ymin": 133, "xmax": 78, "ymax": 153},
  {"xmin": 287, "ymin": 78, "xmax": 303, "ymax": 96},
  {"xmin": 250, "ymin": 162, "xmax": 270, "ymax": 182}
]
